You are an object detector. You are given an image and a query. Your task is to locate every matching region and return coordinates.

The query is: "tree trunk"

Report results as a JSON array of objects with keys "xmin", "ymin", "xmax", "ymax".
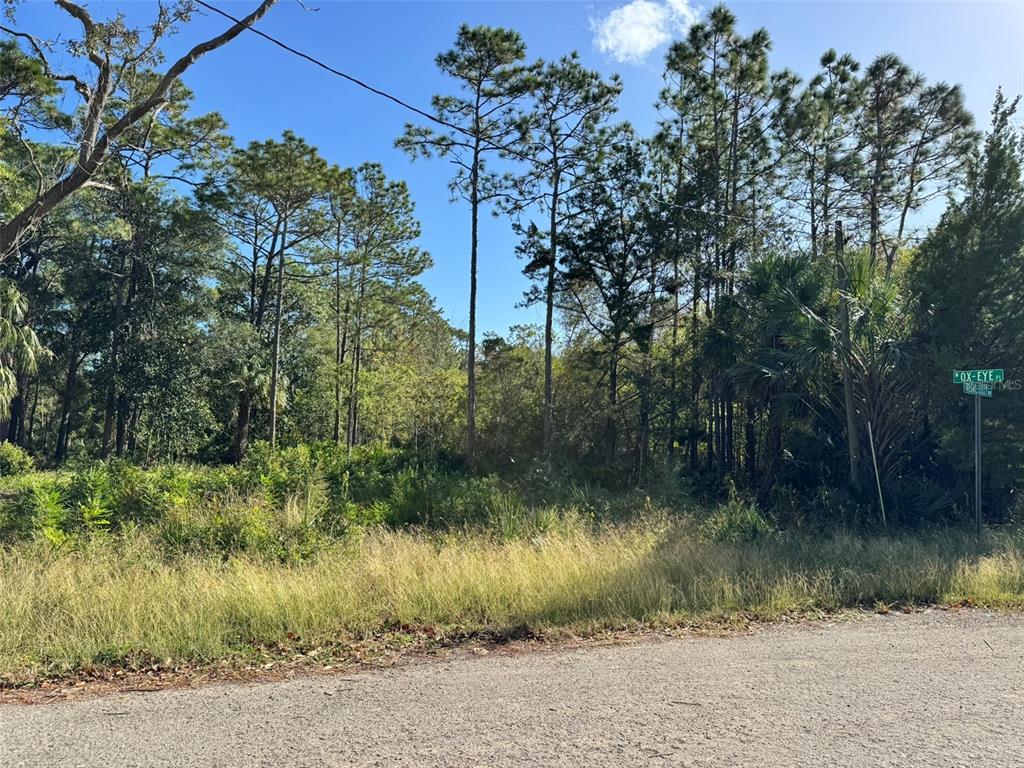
[
  {"xmin": 115, "ymin": 394, "xmax": 129, "ymax": 457},
  {"xmin": 467, "ymin": 145, "xmax": 480, "ymax": 470},
  {"xmin": 637, "ymin": 376, "xmax": 650, "ymax": 478},
  {"xmin": 26, "ymin": 378, "xmax": 40, "ymax": 449},
  {"xmin": 347, "ymin": 333, "xmax": 363, "ymax": 450},
  {"xmin": 268, "ymin": 211, "xmax": 289, "ymax": 450},
  {"xmin": 689, "ymin": 255, "xmax": 702, "ymax": 469},
  {"xmin": 605, "ymin": 346, "xmax": 619, "ymax": 469},
  {"xmin": 868, "ymin": 95, "xmax": 884, "ymax": 268},
  {"xmin": 333, "ymin": 225, "xmax": 352, "ymax": 446},
  {"xmin": 744, "ymin": 401, "xmax": 757, "ymax": 484},
  {"xmin": 760, "ymin": 395, "xmax": 783, "ymax": 500},
  {"xmin": 542, "ymin": 170, "xmax": 560, "ymax": 471},
  {"xmin": 346, "ymin": 261, "xmax": 368, "ymax": 451},
  {"xmin": 56, "ymin": 348, "xmax": 84, "ymax": 466},
  {"xmin": 836, "ymin": 220, "xmax": 861, "ymax": 489},
  {"xmin": 126, "ymin": 406, "xmax": 141, "ymax": 458},
  {"xmin": 334, "ymin": 254, "xmax": 343, "ymax": 445},
  {"xmin": 7, "ymin": 373, "xmax": 28, "ymax": 445},
  {"xmin": 638, "ymin": 246, "xmax": 658, "ymax": 477},
  {"xmin": 668, "ymin": 253, "xmax": 680, "ymax": 458},
  {"xmin": 232, "ymin": 390, "xmax": 252, "ymax": 464},
  {"xmin": 809, "ymin": 154, "xmax": 818, "ymax": 259},
  {"xmin": 669, "ymin": 85, "xmax": 686, "ymax": 460},
  {"xmin": 101, "ymin": 247, "xmax": 127, "ymax": 456},
  {"xmin": 724, "ymin": 88, "xmax": 740, "ymax": 474},
  {"xmin": 114, "ymin": 252, "xmax": 141, "ymax": 458},
  {"xmin": 713, "ymin": 389, "xmax": 724, "ymax": 481}
]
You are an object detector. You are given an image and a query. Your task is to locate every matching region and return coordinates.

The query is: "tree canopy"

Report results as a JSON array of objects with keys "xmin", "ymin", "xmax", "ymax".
[{"xmin": 1, "ymin": 4, "xmax": 1020, "ymax": 528}]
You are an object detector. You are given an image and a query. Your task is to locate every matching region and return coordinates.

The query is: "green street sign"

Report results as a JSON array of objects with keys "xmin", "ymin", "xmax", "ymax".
[
  {"xmin": 952, "ymin": 369, "xmax": 1004, "ymax": 384},
  {"xmin": 964, "ymin": 381, "xmax": 993, "ymax": 398}
]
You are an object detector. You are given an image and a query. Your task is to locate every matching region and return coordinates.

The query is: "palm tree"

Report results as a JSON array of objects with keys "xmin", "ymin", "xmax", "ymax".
[{"xmin": 730, "ymin": 249, "xmax": 918, "ymax": 522}]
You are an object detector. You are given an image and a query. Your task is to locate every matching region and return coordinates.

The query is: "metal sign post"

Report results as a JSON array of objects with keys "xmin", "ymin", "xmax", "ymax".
[
  {"xmin": 952, "ymin": 370, "xmax": 1002, "ymax": 536},
  {"xmin": 975, "ymin": 391, "xmax": 982, "ymax": 537}
]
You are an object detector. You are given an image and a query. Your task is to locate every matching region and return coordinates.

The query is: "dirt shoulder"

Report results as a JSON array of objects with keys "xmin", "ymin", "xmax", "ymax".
[
  {"xmin": 3, "ymin": 609, "xmax": 1022, "ymax": 767},
  {"xmin": 1, "ymin": 611, "xmax": 788, "ymax": 704}
]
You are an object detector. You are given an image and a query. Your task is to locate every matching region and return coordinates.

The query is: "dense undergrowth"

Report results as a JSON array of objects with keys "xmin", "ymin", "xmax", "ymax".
[
  {"xmin": 1, "ymin": 443, "xmax": 1021, "ymax": 683},
  {"xmin": 0, "ymin": 442, "xmax": 699, "ymax": 559}
]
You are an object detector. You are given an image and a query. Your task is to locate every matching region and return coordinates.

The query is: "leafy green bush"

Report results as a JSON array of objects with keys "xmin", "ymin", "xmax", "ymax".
[
  {"xmin": 0, "ymin": 443, "xmax": 34, "ymax": 477},
  {"xmin": 242, "ymin": 443, "xmax": 329, "ymax": 512},
  {"xmin": 2, "ymin": 480, "xmax": 66, "ymax": 543},
  {"xmin": 0, "ymin": 446, "xmax": 690, "ymax": 550},
  {"xmin": 0, "ymin": 462, "xmax": 255, "ymax": 544},
  {"xmin": 158, "ymin": 491, "xmax": 323, "ymax": 561},
  {"xmin": 888, "ymin": 477, "xmax": 955, "ymax": 526},
  {"xmin": 491, "ymin": 490, "xmax": 527, "ymax": 540},
  {"xmin": 428, "ymin": 473, "xmax": 507, "ymax": 528},
  {"xmin": 106, "ymin": 462, "xmax": 170, "ymax": 526},
  {"xmin": 699, "ymin": 498, "xmax": 776, "ymax": 543},
  {"xmin": 315, "ymin": 443, "xmax": 415, "ymax": 509},
  {"xmin": 66, "ymin": 466, "xmax": 114, "ymax": 532},
  {"xmin": 767, "ymin": 483, "xmax": 876, "ymax": 531}
]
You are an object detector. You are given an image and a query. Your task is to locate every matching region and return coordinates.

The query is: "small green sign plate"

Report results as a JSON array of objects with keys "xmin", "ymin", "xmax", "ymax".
[
  {"xmin": 952, "ymin": 369, "xmax": 1004, "ymax": 384},
  {"xmin": 964, "ymin": 381, "xmax": 994, "ymax": 397}
]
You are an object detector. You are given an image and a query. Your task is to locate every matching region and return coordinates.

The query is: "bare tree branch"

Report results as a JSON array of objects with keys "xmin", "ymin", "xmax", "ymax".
[{"xmin": 0, "ymin": 0, "xmax": 279, "ymax": 258}]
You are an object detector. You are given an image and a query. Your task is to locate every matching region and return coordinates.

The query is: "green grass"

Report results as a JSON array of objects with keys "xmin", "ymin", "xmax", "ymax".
[{"xmin": 2, "ymin": 523, "xmax": 1024, "ymax": 683}]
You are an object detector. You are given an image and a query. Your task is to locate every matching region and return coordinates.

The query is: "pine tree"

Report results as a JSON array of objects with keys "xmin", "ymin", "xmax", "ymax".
[
  {"xmin": 856, "ymin": 55, "xmax": 976, "ymax": 273},
  {"xmin": 911, "ymin": 91, "xmax": 1024, "ymax": 495},
  {"xmin": 340, "ymin": 164, "xmax": 430, "ymax": 450},
  {"xmin": 397, "ymin": 25, "xmax": 531, "ymax": 469},
  {"xmin": 507, "ymin": 53, "xmax": 620, "ymax": 469},
  {"xmin": 560, "ymin": 126, "xmax": 655, "ymax": 468},
  {"xmin": 200, "ymin": 132, "xmax": 329, "ymax": 457},
  {"xmin": 774, "ymin": 49, "xmax": 862, "ymax": 258}
]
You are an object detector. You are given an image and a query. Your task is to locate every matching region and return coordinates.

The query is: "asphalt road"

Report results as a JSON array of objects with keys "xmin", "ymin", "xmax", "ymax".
[{"xmin": 3, "ymin": 610, "xmax": 1023, "ymax": 767}]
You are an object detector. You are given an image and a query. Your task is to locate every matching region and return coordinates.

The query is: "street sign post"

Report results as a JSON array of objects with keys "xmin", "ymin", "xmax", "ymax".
[
  {"xmin": 952, "ymin": 368, "xmax": 1003, "ymax": 536},
  {"xmin": 975, "ymin": 392, "xmax": 981, "ymax": 536}
]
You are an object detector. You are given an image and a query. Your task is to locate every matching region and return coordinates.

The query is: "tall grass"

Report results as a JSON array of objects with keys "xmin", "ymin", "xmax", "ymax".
[{"xmin": 2, "ymin": 524, "xmax": 1024, "ymax": 682}]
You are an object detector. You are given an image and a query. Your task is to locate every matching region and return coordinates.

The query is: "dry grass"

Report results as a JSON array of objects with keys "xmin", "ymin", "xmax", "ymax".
[{"xmin": 2, "ymin": 524, "xmax": 1023, "ymax": 682}]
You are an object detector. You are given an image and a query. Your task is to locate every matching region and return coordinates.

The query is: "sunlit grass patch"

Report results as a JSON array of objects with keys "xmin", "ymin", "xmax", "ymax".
[{"xmin": 2, "ymin": 523, "xmax": 1023, "ymax": 683}]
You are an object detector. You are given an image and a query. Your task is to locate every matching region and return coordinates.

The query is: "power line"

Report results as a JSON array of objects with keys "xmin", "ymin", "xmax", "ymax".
[
  {"xmin": 194, "ymin": 0, "xmax": 468, "ymax": 138},
  {"xmin": 195, "ymin": 0, "xmax": 804, "ymax": 228}
]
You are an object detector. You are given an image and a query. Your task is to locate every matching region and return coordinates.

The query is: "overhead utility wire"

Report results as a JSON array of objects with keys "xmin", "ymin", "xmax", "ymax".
[{"xmin": 195, "ymin": 0, "xmax": 807, "ymax": 228}]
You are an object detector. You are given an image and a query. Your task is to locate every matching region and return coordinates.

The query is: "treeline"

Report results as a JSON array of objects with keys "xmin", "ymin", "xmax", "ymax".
[{"xmin": 1, "ymin": 3, "xmax": 1022, "ymax": 524}]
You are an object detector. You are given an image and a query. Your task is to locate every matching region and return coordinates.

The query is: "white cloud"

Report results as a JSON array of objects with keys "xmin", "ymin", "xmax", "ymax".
[
  {"xmin": 591, "ymin": 0, "xmax": 700, "ymax": 65},
  {"xmin": 665, "ymin": 0, "xmax": 700, "ymax": 29}
]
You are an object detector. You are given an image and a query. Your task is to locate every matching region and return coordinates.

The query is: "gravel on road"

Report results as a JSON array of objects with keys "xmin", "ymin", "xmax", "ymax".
[{"xmin": 2, "ymin": 610, "xmax": 1022, "ymax": 767}]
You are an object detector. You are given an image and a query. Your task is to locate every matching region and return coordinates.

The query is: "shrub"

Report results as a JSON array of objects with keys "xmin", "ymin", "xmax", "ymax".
[
  {"xmin": 435, "ymin": 474, "xmax": 507, "ymax": 528},
  {"xmin": 888, "ymin": 477, "xmax": 955, "ymax": 527},
  {"xmin": 158, "ymin": 489, "xmax": 324, "ymax": 561},
  {"xmin": 492, "ymin": 491, "xmax": 527, "ymax": 540},
  {"xmin": 0, "ymin": 443, "xmax": 34, "ymax": 477},
  {"xmin": 699, "ymin": 498, "xmax": 776, "ymax": 543},
  {"xmin": 107, "ymin": 463, "xmax": 172, "ymax": 526},
  {"xmin": 242, "ymin": 443, "xmax": 328, "ymax": 510},
  {"xmin": 3, "ymin": 479, "xmax": 66, "ymax": 543},
  {"xmin": 318, "ymin": 443, "xmax": 413, "ymax": 508},
  {"xmin": 65, "ymin": 466, "xmax": 114, "ymax": 532}
]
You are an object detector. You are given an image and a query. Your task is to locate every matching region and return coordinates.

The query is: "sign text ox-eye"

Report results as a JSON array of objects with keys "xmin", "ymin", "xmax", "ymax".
[{"xmin": 952, "ymin": 369, "xmax": 1004, "ymax": 384}]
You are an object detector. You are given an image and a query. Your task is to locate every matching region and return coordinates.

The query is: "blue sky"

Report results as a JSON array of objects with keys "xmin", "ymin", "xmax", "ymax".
[{"xmin": 12, "ymin": 0, "xmax": 1024, "ymax": 336}]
